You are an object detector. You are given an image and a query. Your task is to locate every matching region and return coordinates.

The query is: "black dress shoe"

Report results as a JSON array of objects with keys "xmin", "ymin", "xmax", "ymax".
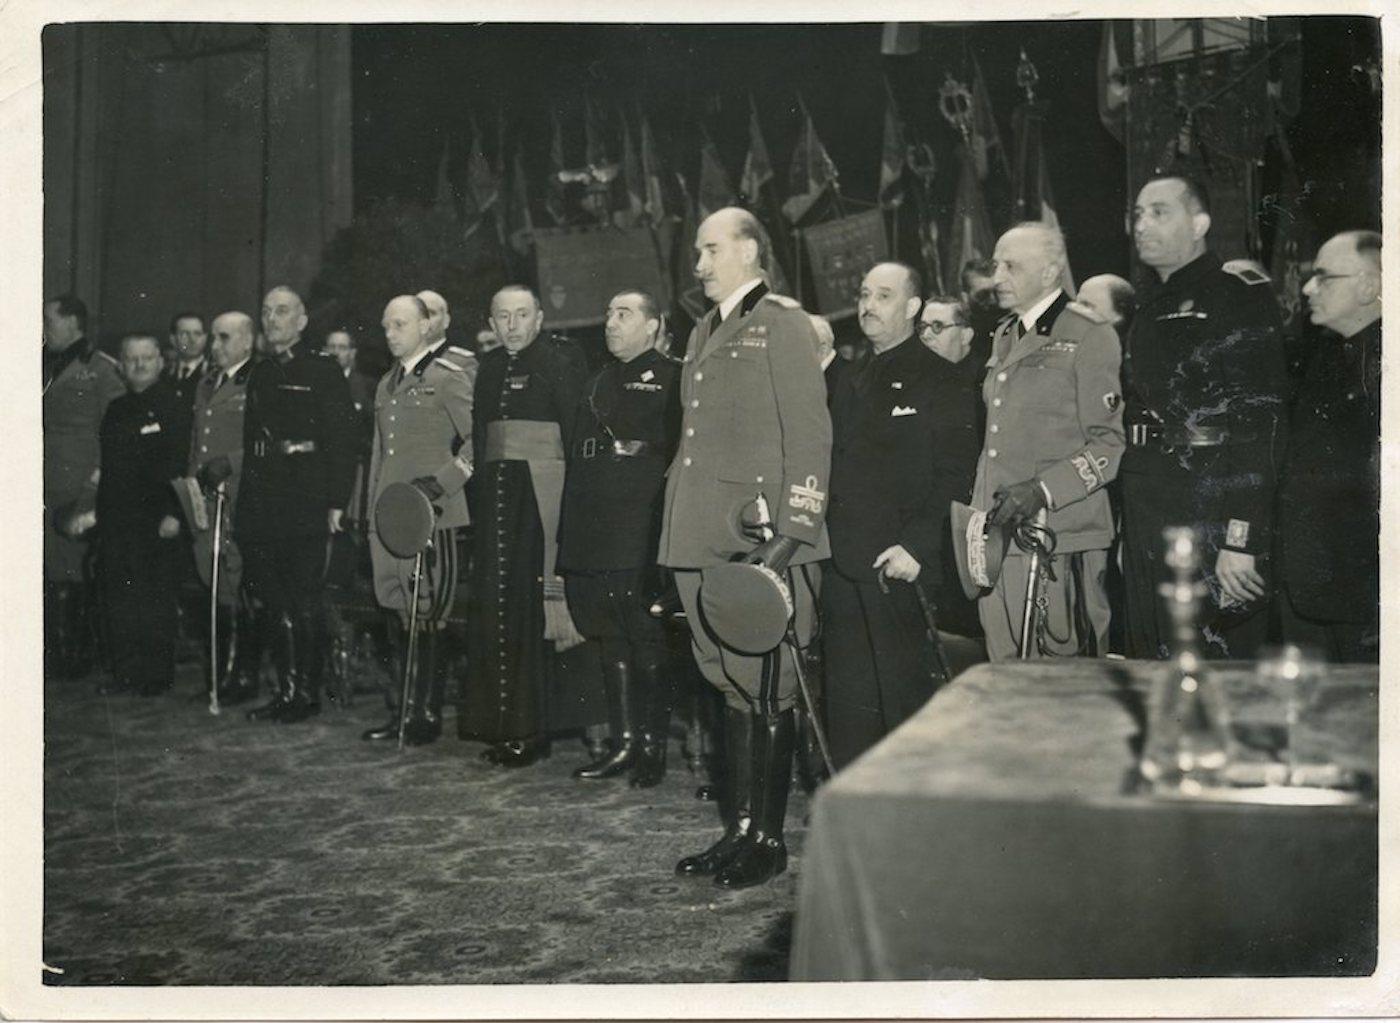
[
  {"xmin": 486, "ymin": 738, "xmax": 549, "ymax": 768},
  {"xmin": 216, "ymin": 679, "xmax": 259, "ymax": 707},
  {"xmin": 629, "ymin": 743, "xmax": 667, "ymax": 789},
  {"xmin": 675, "ymin": 829, "xmax": 750, "ymax": 877},
  {"xmin": 402, "ymin": 715, "xmax": 442, "ymax": 747},
  {"xmin": 573, "ymin": 741, "xmax": 640, "ymax": 780},
  {"xmin": 361, "ymin": 717, "xmax": 400, "ymax": 741},
  {"xmin": 713, "ymin": 835, "xmax": 787, "ymax": 889},
  {"xmin": 273, "ymin": 698, "xmax": 321, "ymax": 724}
]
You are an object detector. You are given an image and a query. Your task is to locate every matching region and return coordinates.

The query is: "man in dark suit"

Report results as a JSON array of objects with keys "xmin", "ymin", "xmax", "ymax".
[
  {"xmin": 558, "ymin": 290, "xmax": 681, "ymax": 788},
  {"xmin": 658, "ymin": 206, "xmax": 831, "ymax": 889},
  {"xmin": 1121, "ymin": 175, "xmax": 1288, "ymax": 659},
  {"xmin": 166, "ymin": 312, "xmax": 210, "ymax": 414},
  {"xmin": 237, "ymin": 286, "xmax": 359, "ymax": 724},
  {"xmin": 822, "ymin": 263, "xmax": 982, "ymax": 768},
  {"xmin": 1276, "ymin": 230, "xmax": 1381, "ymax": 662},
  {"xmin": 91, "ymin": 334, "xmax": 189, "ymax": 696}
]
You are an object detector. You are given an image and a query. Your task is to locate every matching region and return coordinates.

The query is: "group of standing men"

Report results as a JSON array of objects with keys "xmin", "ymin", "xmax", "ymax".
[{"xmin": 41, "ymin": 171, "xmax": 1380, "ymax": 891}]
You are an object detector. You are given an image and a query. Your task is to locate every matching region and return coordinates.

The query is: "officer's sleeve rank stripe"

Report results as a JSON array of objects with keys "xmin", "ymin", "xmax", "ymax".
[{"xmin": 1070, "ymin": 449, "xmax": 1110, "ymax": 492}]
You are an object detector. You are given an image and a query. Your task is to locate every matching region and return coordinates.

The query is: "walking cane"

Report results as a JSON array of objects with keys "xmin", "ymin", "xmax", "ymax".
[
  {"xmin": 208, "ymin": 483, "xmax": 226, "ymax": 716},
  {"xmin": 911, "ymin": 582, "xmax": 953, "ymax": 686}
]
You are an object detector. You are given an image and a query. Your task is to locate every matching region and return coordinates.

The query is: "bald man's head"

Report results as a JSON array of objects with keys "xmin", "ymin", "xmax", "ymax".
[
  {"xmin": 210, "ymin": 311, "xmax": 256, "ymax": 371},
  {"xmin": 417, "ymin": 289, "xmax": 451, "ymax": 345},
  {"xmin": 695, "ymin": 206, "xmax": 769, "ymax": 304},
  {"xmin": 383, "ymin": 294, "xmax": 431, "ymax": 361}
]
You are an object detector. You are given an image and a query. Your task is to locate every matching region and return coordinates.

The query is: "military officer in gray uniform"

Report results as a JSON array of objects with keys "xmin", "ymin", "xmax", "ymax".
[
  {"xmin": 361, "ymin": 294, "xmax": 476, "ymax": 746},
  {"xmin": 974, "ymin": 222, "xmax": 1124, "ymax": 660},
  {"xmin": 659, "ymin": 206, "xmax": 831, "ymax": 890},
  {"xmin": 184, "ymin": 311, "xmax": 259, "ymax": 704},
  {"xmin": 44, "ymin": 294, "xmax": 126, "ymax": 679}
]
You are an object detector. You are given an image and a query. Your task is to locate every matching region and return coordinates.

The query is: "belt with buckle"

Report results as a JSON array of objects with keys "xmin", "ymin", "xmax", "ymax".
[
  {"xmin": 252, "ymin": 438, "xmax": 318, "ymax": 457},
  {"xmin": 580, "ymin": 438, "xmax": 655, "ymax": 459},
  {"xmin": 1128, "ymin": 423, "xmax": 1235, "ymax": 449}
]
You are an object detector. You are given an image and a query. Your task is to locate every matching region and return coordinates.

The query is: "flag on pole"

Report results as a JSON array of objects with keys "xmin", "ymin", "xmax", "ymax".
[
  {"xmin": 947, "ymin": 144, "xmax": 996, "ymax": 274},
  {"xmin": 739, "ymin": 98, "xmax": 775, "ymax": 203},
  {"xmin": 546, "ymin": 109, "xmax": 568, "ymax": 225},
  {"xmin": 507, "ymin": 148, "xmax": 535, "ymax": 256},
  {"xmin": 969, "ymin": 55, "xmax": 1011, "ymax": 183},
  {"xmin": 1097, "ymin": 20, "xmax": 1128, "ymax": 144},
  {"xmin": 1012, "ymin": 100, "xmax": 1074, "ymax": 292},
  {"xmin": 697, "ymin": 131, "xmax": 734, "ymax": 219},
  {"xmin": 879, "ymin": 84, "xmax": 907, "ymax": 209},
  {"xmin": 617, "ymin": 116, "xmax": 645, "ymax": 228},
  {"xmin": 433, "ymin": 138, "xmax": 457, "ymax": 218},
  {"xmin": 783, "ymin": 97, "xmax": 839, "ymax": 223},
  {"xmin": 639, "ymin": 115, "xmax": 670, "ymax": 226},
  {"xmin": 465, "ymin": 117, "xmax": 499, "ymax": 215}
]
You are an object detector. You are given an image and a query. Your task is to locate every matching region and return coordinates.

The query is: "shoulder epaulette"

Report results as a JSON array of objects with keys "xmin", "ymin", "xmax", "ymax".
[
  {"xmin": 762, "ymin": 293, "xmax": 803, "ymax": 310},
  {"xmin": 433, "ymin": 355, "xmax": 469, "ymax": 372},
  {"xmin": 1065, "ymin": 300, "xmax": 1107, "ymax": 325},
  {"xmin": 1221, "ymin": 259, "xmax": 1272, "ymax": 286},
  {"xmin": 445, "ymin": 345, "xmax": 477, "ymax": 361},
  {"xmin": 94, "ymin": 350, "xmax": 119, "ymax": 367}
]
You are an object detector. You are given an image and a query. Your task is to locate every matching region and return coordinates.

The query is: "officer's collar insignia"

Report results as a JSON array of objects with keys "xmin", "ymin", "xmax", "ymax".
[{"xmin": 640, "ymin": 369, "xmax": 655, "ymax": 382}]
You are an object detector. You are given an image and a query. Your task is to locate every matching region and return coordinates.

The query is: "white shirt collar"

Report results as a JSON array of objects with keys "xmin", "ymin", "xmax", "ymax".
[
  {"xmin": 820, "ymin": 350, "xmax": 836, "ymax": 372},
  {"xmin": 718, "ymin": 277, "xmax": 765, "ymax": 323},
  {"xmin": 1019, "ymin": 289, "xmax": 1063, "ymax": 334},
  {"xmin": 401, "ymin": 347, "xmax": 433, "ymax": 374},
  {"xmin": 223, "ymin": 356, "xmax": 250, "ymax": 381}
]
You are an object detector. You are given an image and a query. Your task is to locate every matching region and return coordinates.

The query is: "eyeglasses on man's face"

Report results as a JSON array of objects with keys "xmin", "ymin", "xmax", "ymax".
[{"xmin": 918, "ymin": 320, "xmax": 964, "ymax": 336}]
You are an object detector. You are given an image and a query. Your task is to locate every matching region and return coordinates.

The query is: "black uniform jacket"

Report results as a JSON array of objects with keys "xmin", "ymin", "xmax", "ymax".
[
  {"xmin": 471, "ymin": 334, "xmax": 590, "ymax": 467},
  {"xmin": 96, "ymin": 377, "xmax": 188, "ymax": 532},
  {"xmin": 1277, "ymin": 318, "xmax": 1381, "ymax": 622},
  {"xmin": 558, "ymin": 348, "xmax": 681, "ymax": 572},
  {"xmin": 166, "ymin": 357, "xmax": 209, "ymax": 416},
  {"xmin": 236, "ymin": 342, "xmax": 359, "ymax": 538},
  {"xmin": 1122, "ymin": 251, "xmax": 1289, "ymax": 556},
  {"xmin": 827, "ymin": 334, "xmax": 981, "ymax": 585}
]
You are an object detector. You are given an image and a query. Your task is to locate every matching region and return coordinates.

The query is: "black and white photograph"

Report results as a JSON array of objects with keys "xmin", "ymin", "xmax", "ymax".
[{"xmin": 1, "ymin": 0, "xmax": 1393, "ymax": 1017}]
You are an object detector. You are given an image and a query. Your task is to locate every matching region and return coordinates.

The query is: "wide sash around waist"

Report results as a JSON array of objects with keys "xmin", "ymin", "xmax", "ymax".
[{"xmin": 484, "ymin": 420, "xmax": 565, "ymax": 463}]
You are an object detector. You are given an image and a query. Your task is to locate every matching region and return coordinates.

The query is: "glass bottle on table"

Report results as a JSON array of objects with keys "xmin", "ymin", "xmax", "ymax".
[{"xmin": 1138, "ymin": 526, "xmax": 1234, "ymax": 792}]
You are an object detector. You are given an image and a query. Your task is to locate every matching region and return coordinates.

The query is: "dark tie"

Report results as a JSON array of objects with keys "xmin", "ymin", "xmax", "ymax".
[
  {"xmin": 391, "ymin": 364, "xmax": 404, "ymax": 390},
  {"xmin": 1016, "ymin": 319, "xmax": 1027, "ymax": 341},
  {"xmin": 213, "ymin": 372, "xmax": 226, "ymax": 391},
  {"xmin": 708, "ymin": 307, "xmax": 723, "ymax": 334}
]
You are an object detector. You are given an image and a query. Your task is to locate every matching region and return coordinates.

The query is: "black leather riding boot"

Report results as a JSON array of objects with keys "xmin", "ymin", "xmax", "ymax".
[
  {"xmin": 246, "ymin": 613, "xmax": 295, "ymax": 721},
  {"xmin": 220, "ymin": 603, "xmax": 263, "ymax": 705},
  {"xmin": 402, "ymin": 627, "xmax": 444, "ymax": 746},
  {"xmin": 275, "ymin": 612, "xmax": 322, "ymax": 723},
  {"xmin": 574, "ymin": 657, "xmax": 642, "ymax": 779},
  {"xmin": 630, "ymin": 655, "xmax": 676, "ymax": 789},
  {"xmin": 675, "ymin": 704, "xmax": 754, "ymax": 876},
  {"xmin": 714, "ymin": 708, "xmax": 795, "ymax": 889}
]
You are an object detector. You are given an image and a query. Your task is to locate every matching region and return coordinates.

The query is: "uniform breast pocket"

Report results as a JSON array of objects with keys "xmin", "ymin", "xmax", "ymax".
[{"xmin": 1019, "ymin": 357, "xmax": 1076, "ymax": 408}]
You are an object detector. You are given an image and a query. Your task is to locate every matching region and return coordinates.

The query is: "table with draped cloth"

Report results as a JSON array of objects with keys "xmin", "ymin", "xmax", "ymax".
[{"xmin": 790, "ymin": 660, "xmax": 1378, "ymax": 980}]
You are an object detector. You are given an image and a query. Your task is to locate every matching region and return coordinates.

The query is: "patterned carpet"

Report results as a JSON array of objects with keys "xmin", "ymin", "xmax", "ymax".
[{"xmin": 42, "ymin": 658, "xmax": 808, "ymax": 986}]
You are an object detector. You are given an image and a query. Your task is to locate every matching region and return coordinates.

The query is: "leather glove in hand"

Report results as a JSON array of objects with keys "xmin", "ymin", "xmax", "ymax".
[
  {"xmin": 197, "ymin": 455, "xmax": 233, "ymax": 490},
  {"xmin": 743, "ymin": 535, "xmax": 801, "ymax": 574},
  {"xmin": 989, "ymin": 479, "xmax": 1047, "ymax": 528},
  {"xmin": 411, "ymin": 476, "xmax": 446, "ymax": 502}
]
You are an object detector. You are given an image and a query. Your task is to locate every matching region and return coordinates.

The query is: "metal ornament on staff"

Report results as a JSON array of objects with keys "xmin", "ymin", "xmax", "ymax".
[{"xmin": 1016, "ymin": 507, "xmax": 1053, "ymax": 660}]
